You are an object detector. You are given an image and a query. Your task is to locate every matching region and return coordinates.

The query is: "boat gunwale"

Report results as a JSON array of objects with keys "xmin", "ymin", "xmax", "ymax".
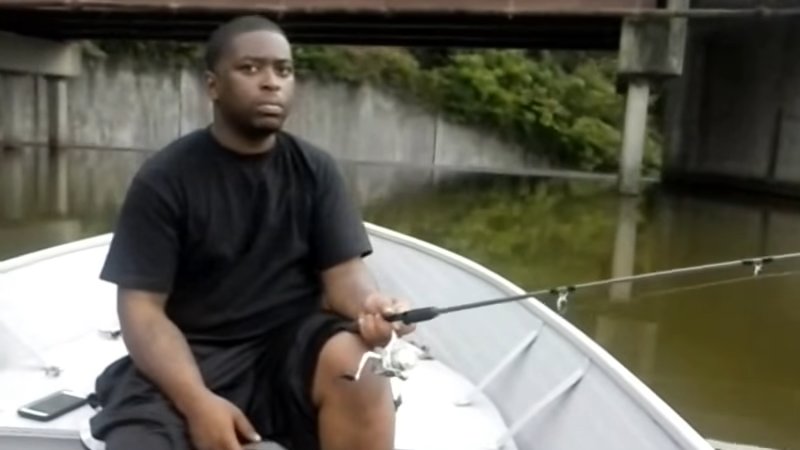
[
  {"xmin": 0, "ymin": 234, "xmax": 111, "ymax": 274},
  {"xmin": 0, "ymin": 222, "xmax": 712, "ymax": 449}
]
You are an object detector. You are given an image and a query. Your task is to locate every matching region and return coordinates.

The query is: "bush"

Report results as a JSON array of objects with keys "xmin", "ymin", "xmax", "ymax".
[{"xmin": 295, "ymin": 47, "xmax": 662, "ymax": 173}]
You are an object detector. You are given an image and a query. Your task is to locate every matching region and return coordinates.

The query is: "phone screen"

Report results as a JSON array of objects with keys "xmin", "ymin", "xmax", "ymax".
[{"xmin": 25, "ymin": 391, "xmax": 86, "ymax": 415}]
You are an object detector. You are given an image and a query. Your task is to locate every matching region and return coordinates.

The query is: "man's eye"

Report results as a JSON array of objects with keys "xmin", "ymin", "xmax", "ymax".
[
  {"xmin": 277, "ymin": 65, "xmax": 294, "ymax": 77},
  {"xmin": 240, "ymin": 64, "xmax": 258, "ymax": 74}
]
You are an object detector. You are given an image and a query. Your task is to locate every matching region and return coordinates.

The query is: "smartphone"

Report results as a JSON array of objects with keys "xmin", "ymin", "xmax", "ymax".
[{"xmin": 17, "ymin": 390, "xmax": 88, "ymax": 422}]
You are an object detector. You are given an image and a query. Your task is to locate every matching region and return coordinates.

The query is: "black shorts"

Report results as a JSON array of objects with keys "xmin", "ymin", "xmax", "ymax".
[{"xmin": 88, "ymin": 312, "xmax": 353, "ymax": 450}]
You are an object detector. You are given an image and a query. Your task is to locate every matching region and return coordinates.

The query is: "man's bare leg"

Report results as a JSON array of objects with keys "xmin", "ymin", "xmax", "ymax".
[{"xmin": 312, "ymin": 332, "xmax": 395, "ymax": 450}]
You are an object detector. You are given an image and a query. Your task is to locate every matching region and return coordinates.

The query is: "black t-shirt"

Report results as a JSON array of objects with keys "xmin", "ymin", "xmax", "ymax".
[{"xmin": 100, "ymin": 128, "xmax": 372, "ymax": 343}]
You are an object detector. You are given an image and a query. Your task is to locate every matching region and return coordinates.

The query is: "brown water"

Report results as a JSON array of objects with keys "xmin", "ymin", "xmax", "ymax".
[{"xmin": 2, "ymin": 161, "xmax": 800, "ymax": 449}]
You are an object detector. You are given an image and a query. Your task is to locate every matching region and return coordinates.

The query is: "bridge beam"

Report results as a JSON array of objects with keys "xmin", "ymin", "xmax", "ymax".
[{"xmin": 0, "ymin": 31, "xmax": 81, "ymax": 77}]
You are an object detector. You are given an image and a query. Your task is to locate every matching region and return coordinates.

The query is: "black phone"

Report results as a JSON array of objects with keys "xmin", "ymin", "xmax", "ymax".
[{"xmin": 17, "ymin": 390, "xmax": 88, "ymax": 422}]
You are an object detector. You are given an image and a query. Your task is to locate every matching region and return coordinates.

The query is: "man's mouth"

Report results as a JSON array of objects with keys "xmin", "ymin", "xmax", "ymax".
[{"xmin": 255, "ymin": 103, "xmax": 284, "ymax": 115}]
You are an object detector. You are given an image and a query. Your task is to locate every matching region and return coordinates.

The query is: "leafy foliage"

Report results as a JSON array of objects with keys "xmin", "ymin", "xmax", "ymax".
[
  {"xmin": 294, "ymin": 47, "xmax": 662, "ymax": 173},
  {"xmin": 85, "ymin": 40, "xmax": 204, "ymax": 70}
]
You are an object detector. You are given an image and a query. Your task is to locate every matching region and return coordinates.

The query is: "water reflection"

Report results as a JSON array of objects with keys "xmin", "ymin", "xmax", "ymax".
[
  {"xmin": 2, "ymin": 154, "xmax": 800, "ymax": 448},
  {"xmin": 594, "ymin": 315, "xmax": 659, "ymax": 380},
  {"xmin": 0, "ymin": 147, "xmax": 26, "ymax": 221},
  {"xmin": 609, "ymin": 197, "xmax": 639, "ymax": 301}
]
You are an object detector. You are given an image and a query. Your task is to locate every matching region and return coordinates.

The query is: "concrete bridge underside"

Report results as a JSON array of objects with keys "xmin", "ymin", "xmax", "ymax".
[
  {"xmin": 664, "ymin": 15, "xmax": 800, "ymax": 198},
  {"xmin": 0, "ymin": 0, "xmax": 664, "ymax": 49}
]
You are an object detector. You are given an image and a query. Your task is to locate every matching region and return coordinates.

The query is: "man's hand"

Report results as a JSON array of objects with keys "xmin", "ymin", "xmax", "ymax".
[
  {"xmin": 184, "ymin": 390, "xmax": 261, "ymax": 450},
  {"xmin": 358, "ymin": 293, "xmax": 415, "ymax": 348}
]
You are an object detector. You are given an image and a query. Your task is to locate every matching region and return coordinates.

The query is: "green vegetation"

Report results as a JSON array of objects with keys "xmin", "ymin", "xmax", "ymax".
[
  {"xmin": 86, "ymin": 41, "xmax": 663, "ymax": 173},
  {"xmin": 83, "ymin": 41, "xmax": 204, "ymax": 70},
  {"xmin": 295, "ymin": 47, "xmax": 662, "ymax": 173}
]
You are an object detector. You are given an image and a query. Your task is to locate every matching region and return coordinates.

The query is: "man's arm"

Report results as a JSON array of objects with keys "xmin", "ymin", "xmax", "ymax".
[
  {"xmin": 104, "ymin": 171, "xmax": 259, "ymax": 450},
  {"xmin": 116, "ymin": 288, "xmax": 207, "ymax": 414},
  {"xmin": 118, "ymin": 288, "xmax": 261, "ymax": 450},
  {"xmin": 320, "ymin": 258, "xmax": 380, "ymax": 320},
  {"xmin": 307, "ymin": 147, "xmax": 414, "ymax": 346},
  {"xmin": 105, "ymin": 177, "xmax": 207, "ymax": 411},
  {"xmin": 321, "ymin": 258, "xmax": 414, "ymax": 348}
]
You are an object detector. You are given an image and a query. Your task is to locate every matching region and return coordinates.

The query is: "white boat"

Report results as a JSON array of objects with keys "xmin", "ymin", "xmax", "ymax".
[{"xmin": 0, "ymin": 223, "xmax": 713, "ymax": 450}]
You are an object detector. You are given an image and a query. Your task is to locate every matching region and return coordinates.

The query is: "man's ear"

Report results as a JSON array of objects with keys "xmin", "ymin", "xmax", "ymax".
[{"xmin": 205, "ymin": 70, "xmax": 219, "ymax": 101}]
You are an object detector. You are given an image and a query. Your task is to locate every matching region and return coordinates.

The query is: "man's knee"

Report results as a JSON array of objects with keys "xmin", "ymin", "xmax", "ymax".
[
  {"xmin": 103, "ymin": 424, "xmax": 180, "ymax": 450},
  {"xmin": 311, "ymin": 331, "xmax": 393, "ymax": 409}
]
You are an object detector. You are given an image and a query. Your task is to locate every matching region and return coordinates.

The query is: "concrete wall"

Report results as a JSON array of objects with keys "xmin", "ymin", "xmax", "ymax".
[
  {"xmin": 663, "ymin": 17, "xmax": 800, "ymax": 195},
  {"xmin": 0, "ymin": 57, "xmax": 542, "ymax": 167}
]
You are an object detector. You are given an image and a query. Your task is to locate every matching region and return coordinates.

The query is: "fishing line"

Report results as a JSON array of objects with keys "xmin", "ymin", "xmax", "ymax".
[{"xmin": 562, "ymin": 269, "xmax": 800, "ymax": 313}]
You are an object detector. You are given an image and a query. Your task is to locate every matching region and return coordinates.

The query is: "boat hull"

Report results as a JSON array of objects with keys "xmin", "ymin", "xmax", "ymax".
[{"xmin": 0, "ymin": 224, "xmax": 712, "ymax": 449}]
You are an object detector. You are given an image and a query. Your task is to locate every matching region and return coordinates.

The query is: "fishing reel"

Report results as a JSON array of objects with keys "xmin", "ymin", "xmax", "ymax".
[{"xmin": 341, "ymin": 331, "xmax": 429, "ymax": 382}]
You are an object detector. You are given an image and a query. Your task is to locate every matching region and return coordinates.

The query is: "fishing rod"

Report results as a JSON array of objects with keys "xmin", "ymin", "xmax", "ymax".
[
  {"xmin": 343, "ymin": 251, "xmax": 800, "ymax": 382},
  {"xmin": 381, "ymin": 252, "xmax": 800, "ymax": 325}
]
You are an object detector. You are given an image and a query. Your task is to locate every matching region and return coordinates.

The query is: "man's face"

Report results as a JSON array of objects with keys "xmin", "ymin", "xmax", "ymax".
[{"xmin": 207, "ymin": 30, "xmax": 295, "ymax": 138}]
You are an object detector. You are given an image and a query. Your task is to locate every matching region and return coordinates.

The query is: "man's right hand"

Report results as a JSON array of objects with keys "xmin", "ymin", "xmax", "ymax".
[{"xmin": 184, "ymin": 391, "xmax": 262, "ymax": 450}]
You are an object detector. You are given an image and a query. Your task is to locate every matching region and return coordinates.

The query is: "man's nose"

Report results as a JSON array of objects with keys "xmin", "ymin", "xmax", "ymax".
[{"xmin": 259, "ymin": 69, "xmax": 281, "ymax": 90}]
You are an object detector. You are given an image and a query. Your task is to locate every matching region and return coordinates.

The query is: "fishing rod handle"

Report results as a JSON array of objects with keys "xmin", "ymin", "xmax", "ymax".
[
  {"xmin": 345, "ymin": 307, "xmax": 441, "ymax": 334},
  {"xmin": 384, "ymin": 307, "xmax": 440, "ymax": 324}
]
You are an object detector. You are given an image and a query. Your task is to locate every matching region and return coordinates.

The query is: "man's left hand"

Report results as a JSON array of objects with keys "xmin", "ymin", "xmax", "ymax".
[{"xmin": 358, "ymin": 293, "xmax": 415, "ymax": 348}]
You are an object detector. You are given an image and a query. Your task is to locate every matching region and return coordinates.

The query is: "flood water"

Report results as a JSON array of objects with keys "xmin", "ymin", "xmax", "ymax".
[{"xmin": 2, "ymin": 158, "xmax": 800, "ymax": 449}]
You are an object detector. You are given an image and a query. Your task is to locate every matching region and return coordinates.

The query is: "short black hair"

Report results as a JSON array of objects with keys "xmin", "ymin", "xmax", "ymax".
[{"xmin": 204, "ymin": 15, "xmax": 286, "ymax": 71}]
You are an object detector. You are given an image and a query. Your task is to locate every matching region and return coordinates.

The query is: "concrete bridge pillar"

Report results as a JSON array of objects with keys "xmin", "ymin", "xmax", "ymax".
[
  {"xmin": 619, "ymin": 80, "xmax": 651, "ymax": 195},
  {"xmin": 0, "ymin": 74, "xmax": 19, "ymax": 149},
  {"xmin": 617, "ymin": 0, "xmax": 688, "ymax": 195},
  {"xmin": 47, "ymin": 77, "xmax": 69, "ymax": 216}
]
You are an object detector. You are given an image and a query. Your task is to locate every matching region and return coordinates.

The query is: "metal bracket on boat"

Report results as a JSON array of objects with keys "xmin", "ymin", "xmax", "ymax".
[
  {"xmin": 494, "ymin": 359, "xmax": 590, "ymax": 449},
  {"xmin": 551, "ymin": 286, "xmax": 575, "ymax": 315},
  {"xmin": 743, "ymin": 257, "xmax": 773, "ymax": 276},
  {"xmin": 456, "ymin": 327, "xmax": 542, "ymax": 406},
  {"xmin": 43, "ymin": 365, "xmax": 62, "ymax": 378},
  {"xmin": 98, "ymin": 328, "xmax": 122, "ymax": 340},
  {"xmin": 342, "ymin": 331, "xmax": 427, "ymax": 382}
]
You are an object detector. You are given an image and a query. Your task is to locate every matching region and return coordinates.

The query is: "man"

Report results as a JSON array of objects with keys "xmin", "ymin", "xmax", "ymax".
[{"xmin": 89, "ymin": 15, "xmax": 414, "ymax": 450}]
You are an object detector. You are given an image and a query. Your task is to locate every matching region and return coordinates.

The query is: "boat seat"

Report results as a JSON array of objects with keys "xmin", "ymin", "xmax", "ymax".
[{"xmin": 79, "ymin": 417, "xmax": 287, "ymax": 450}]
